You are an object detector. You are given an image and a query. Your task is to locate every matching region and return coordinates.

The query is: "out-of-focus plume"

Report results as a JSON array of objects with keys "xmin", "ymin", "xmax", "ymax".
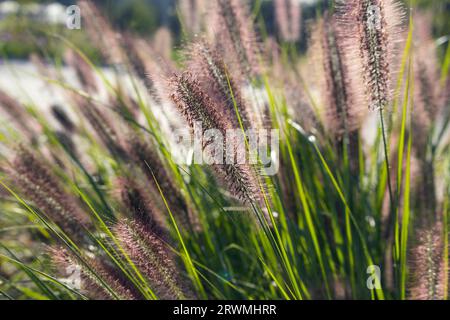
[
  {"xmin": 51, "ymin": 104, "xmax": 76, "ymax": 133},
  {"xmin": 122, "ymin": 35, "xmax": 174, "ymax": 104},
  {"xmin": 50, "ymin": 105, "xmax": 80, "ymax": 161},
  {"xmin": 7, "ymin": 146, "xmax": 89, "ymax": 238},
  {"xmin": 51, "ymin": 247, "xmax": 140, "ymax": 300},
  {"xmin": 284, "ymin": 84, "xmax": 319, "ymax": 136},
  {"xmin": 263, "ymin": 37, "xmax": 283, "ymax": 80},
  {"xmin": 311, "ymin": 14, "xmax": 365, "ymax": 138},
  {"xmin": 64, "ymin": 49, "xmax": 99, "ymax": 94},
  {"xmin": 126, "ymin": 133, "xmax": 196, "ymax": 229},
  {"xmin": 263, "ymin": 37, "xmax": 318, "ymax": 134},
  {"xmin": 122, "ymin": 35, "xmax": 158, "ymax": 96},
  {"xmin": 116, "ymin": 176, "xmax": 167, "ymax": 237},
  {"xmin": 310, "ymin": 13, "xmax": 366, "ymax": 177},
  {"xmin": 412, "ymin": 13, "xmax": 442, "ymax": 152},
  {"xmin": 74, "ymin": 96, "xmax": 128, "ymax": 161},
  {"xmin": 274, "ymin": 0, "xmax": 302, "ymax": 42},
  {"xmin": 108, "ymin": 86, "xmax": 140, "ymax": 122},
  {"xmin": 29, "ymin": 53, "xmax": 58, "ymax": 81},
  {"xmin": 410, "ymin": 13, "xmax": 442, "ymax": 222},
  {"xmin": 124, "ymin": 35, "xmax": 176, "ymax": 103},
  {"xmin": 0, "ymin": 89, "xmax": 40, "ymax": 141},
  {"xmin": 336, "ymin": 0, "xmax": 404, "ymax": 111},
  {"xmin": 115, "ymin": 219, "xmax": 189, "ymax": 299},
  {"xmin": 77, "ymin": 0, "xmax": 125, "ymax": 65},
  {"xmin": 178, "ymin": 0, "xmax": 206, "ymax": 35},
  {"xmin": 153, "ymin": 27, "xmax": 173, "ymax": 63},
  {"xmin": 54, "ymin": 130, "xmax": 79, "ymax": 159},
  {"xmin": 409, "ymin": 222, "xmax": 447, "ymax": 300},
  {"xmin": 210, "ymin": 0, "xmax": 261, "ymax": 79}
]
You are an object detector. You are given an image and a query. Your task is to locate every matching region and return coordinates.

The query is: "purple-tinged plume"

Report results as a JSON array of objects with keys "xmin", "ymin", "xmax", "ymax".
[
  {"xmin": 211, "ymin": 0, "xmax": 261, "ymax": 79},
  {"xmin": 169, "ymin": 72, "xmax": 263, "ymax": 204},
  {"xmin": 275, "ymin": 0, "xmax": 302, "ymax": 42},
  {"xmin": 336, "ymin": 0, "xmax": 404, "ymax": 111},
  {"xmin": 77, "ymin": 0, "xmax": 125, "ymax": 65},
  {"xmin": 409, "ymin": 223, "xmax": 447, "ymax": 300},
  {"xmin": 8, "ymin": 146, "xmax": 89, "ymax": 238},
  {"xmin": 178, "ymin": 0, "xmax": 206, "ymax": 35},
  {"xmin": 0, "ymin": 90, "xmax": 40, "ymax": 141},
  {"xmin": 115, "ymin": 219, "xmax": 189, "ymax": 299},
  {"xmin": 74, "ymin": 96, "xmax": 128, "ymax": 161},
  {"xmin": 311, "ymin": 14, "xmax": 365, "ymax": 137},
  {"xmin": 126, "ymin": 133, "xmax": 197, "ymax": 230},
  {"xmin": 116, "ymin": 176, "xmax": 167, "ymax": 238},
  {"xmin": 64, "ymin": 49, "xmax": 99, "ymax": 94},
  {"xmin": 51, "ymin": 247, "xmax": 140, "ymax": 300},
  {"xmin": 187, "ymin": 41, "xmax": 253, "ymax": 129}
]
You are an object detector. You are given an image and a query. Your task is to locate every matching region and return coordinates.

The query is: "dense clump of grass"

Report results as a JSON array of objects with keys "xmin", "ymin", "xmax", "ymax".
[{"xmin": 0, "ymin": 0, "xmax": 449, "ymax": 300}]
